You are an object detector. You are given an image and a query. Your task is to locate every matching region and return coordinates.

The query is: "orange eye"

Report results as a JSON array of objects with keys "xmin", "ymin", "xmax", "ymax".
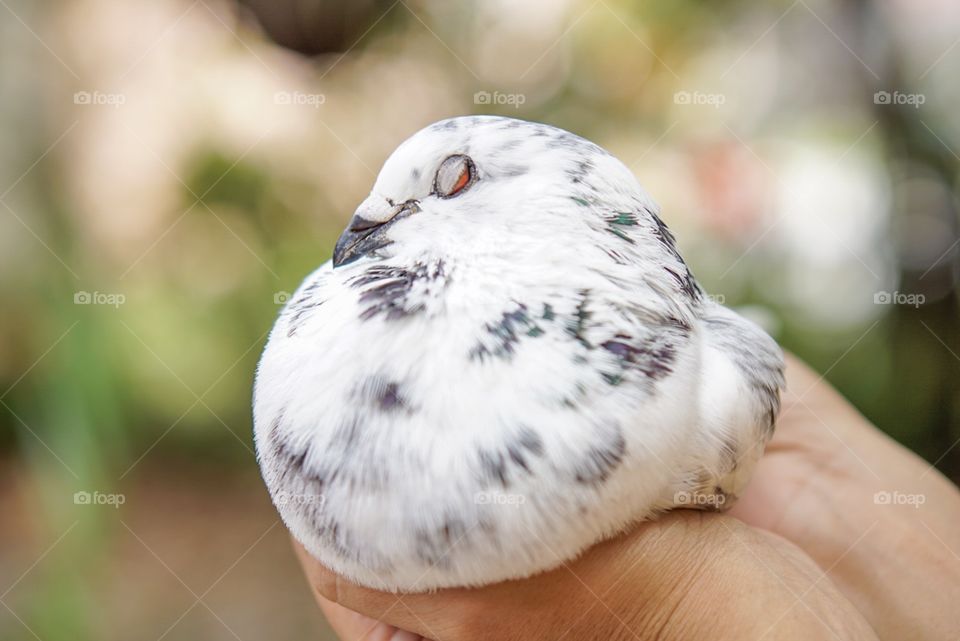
[
  {"xmin": 451, "ymin": 166, "xmax": 470, "ymax": 193},
  {"xmin": 435, "ymin": 155, "xmax": 475, "ymax": 198}
]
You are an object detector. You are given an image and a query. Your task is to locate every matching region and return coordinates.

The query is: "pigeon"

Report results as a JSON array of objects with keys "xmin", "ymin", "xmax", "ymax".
[{"xmin": 253, "ymin": 115, "xmax": 784, "ymax": 591}]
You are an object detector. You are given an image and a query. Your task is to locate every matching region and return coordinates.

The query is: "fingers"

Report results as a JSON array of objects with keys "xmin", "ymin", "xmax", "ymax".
[
  {"xmin": 296, "ymin": 513, "xmax": 881, "ymax": 641},
  {"xmin": 294, "ymin": 513, "xmax": 712, "ymax": 640},
  {"xmin": 294, "ymin": 540, "xmax": 477, "ymax": 639},
  {"xmin": 296, "ymin": 537, "xmax": 593, "ymax": 640},
  {"xmin": 316, "ymin": 594, "xmax": 421, "ymax": 641}
]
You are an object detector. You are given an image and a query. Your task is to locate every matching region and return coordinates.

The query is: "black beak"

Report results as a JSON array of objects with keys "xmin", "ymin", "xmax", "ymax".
[
  {"xmin": 333, "ymin": 216, "xmax": 389, "ymax": 267},
  {"xmin": 332, "ymin": 200, "xmax": 420, "ymax": 267}
]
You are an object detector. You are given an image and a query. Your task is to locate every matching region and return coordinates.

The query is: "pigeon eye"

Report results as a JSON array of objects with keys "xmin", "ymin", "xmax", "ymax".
[{"xmin": 434, "ymin": 154, "xmax": 475, "ymax": 198}]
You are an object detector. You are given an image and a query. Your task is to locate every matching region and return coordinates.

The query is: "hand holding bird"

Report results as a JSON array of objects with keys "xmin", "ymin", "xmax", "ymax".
[{"xmin": 297, "ymin": 355, "xmax": 960, "ymax": 641}]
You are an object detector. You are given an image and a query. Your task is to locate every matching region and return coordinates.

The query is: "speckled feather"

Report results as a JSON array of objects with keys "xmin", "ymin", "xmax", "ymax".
[{"xmin": 253, "ymin": 116, "xmax": 784, "ymax": 591}]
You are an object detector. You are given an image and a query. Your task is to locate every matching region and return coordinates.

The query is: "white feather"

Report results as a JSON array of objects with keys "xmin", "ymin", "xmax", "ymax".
[{"xmin": 253, "ymin": 116, "xmax": 784, "ymax": 590}]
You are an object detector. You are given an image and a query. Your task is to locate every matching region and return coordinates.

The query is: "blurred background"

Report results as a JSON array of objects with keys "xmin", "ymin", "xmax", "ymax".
[{"xmin": 0, "ymin": 0, "xmax": 958, "ymax": 639}]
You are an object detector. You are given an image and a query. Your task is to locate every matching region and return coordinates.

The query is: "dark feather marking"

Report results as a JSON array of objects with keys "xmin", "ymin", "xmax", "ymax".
[
  {"xmin": 530, "ymin": 125, "xmax": 550, "ymax": 137},
  {"xmin": 546, "ymin": 132, "xmax": 606, "ymax": 156},
  {"xmin": 470, "ymin": 304, "xmax": 545, "ymax": 361},
  {"xmin": 478, "ymin": 450, "xmax": 509, "ymax": 487},
  {"xmin": 266, "ymin": 414, "xmax": 360, "ymax": 561},
  {"xmin": 307, "ymin": 510, "xmax": 394, "ymax": 572},
  {"xmin": 603, "ymin": 247, "xmax": 630, "ymax": 265},
  {"xmin": 664, "ymin": 266, "xmax": 699, "ymax": 301},
  {"xmin": 378, "ymin": 382, "xmax": 404, "ymax": 411},
  {"xmin": 432, "ymin": 119, "xmax": 461, "ymax": 132},
  {"xmin": 566, "ymin": 290, "xmax": 592, "ymax": 349},
  {"xmin": 606, "ymin": 212, "xmax": 640, "ymax": 226},
  {"xmin": 603, "ymin": 211, "xmax": 639, "ymax": 244},
  {"xmin": 268, "ymin": 411, "xmax": 324, "ymax": 488},
  {"xmin": 557, "ymin": 381, "xmax": 589, "ymax": 408},
  {"xmin": 286, "ymin": 277, "xmax": 327, "ymax": 337},
  {"xmin": 600, "ymin": 331, "xmax": 679, "ymax": 382},
  {"xmin": 650, "ymin": 211, "xmax": 679, "ymax": 253},
  {"xmin": 266, "ymin": 407, "xmax": 389, "ymax": 501},
  {"xmin": 607, "ymin": 227, "xmax": 635, "ymax": 244},
  {"xmin": 358, "ymin": 376, "xmax": 411, "ymax": 413},
  {"xmin": 574, "ymin": 427, "xmax": 627, "ymax": 485},
  {"xmin": 414, "ymin": 516, "xmax": 472, "ymax": 568},
  {"xmin": 476, "ymin": 427, "xmax": 545, "ymax": 488},
  {"xmin": 602, "ymin": 372, "xmax": 623, "ymax": 386},
  {"xmin": 567, "ymin": 159, "xmax": 595, "ymax": 185},
  {"xmin": 265, "ymin": 415, "xmax": 395, "ymax": 572},
  {"xmin": 517, "ymin": 427, "xmax": 545, "ymax": 456},
  {"xmin": 349, "ymin": 261, "xmax": 446, "ymax": 321},
  {"xmin": 667, "ymin": 315, "xmax": 693, "ymax": 334},
  {"xmin": 648, "ymin": 212, "xmax": 703, "ymax": 302}
]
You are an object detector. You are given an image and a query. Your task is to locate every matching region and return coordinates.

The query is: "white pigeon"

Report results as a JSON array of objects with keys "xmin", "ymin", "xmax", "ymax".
[{"xmin": 253, "ymin": 115, "xmax": 784, "ymax": 591}]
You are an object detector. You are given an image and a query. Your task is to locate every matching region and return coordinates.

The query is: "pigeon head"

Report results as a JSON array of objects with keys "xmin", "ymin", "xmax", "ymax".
[{"xmin": 332, "ymin": 115, "xmax": 658, "ymax": 271}]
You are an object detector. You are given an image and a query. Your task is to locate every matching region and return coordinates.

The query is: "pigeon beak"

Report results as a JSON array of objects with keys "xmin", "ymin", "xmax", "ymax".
[{"xmin": 333, "ymin": 196, "xmax": 420, "ymax": 267}]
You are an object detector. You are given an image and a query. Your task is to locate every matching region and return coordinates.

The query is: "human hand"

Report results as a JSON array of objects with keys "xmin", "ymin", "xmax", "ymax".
[
  {"xmin": 729, "ymin": 354, "xmax": 960, "ymax": 641},
  {"xmin": 295, "ymin": 355, "xmax": 960, "ymax": 640},
  {"xmin": 296, "ymin": 510, "xmax": 876, "ymax": 641}
]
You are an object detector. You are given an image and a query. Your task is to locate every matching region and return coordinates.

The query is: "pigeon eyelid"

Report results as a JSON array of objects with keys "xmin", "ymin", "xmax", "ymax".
[{"xmin": 434, "ymin": 154, "xmax": 476, "ymax": 198}]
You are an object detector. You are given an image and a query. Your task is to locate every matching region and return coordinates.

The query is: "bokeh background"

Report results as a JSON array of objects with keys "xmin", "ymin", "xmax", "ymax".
[{"xmin": 1, "ymin": 0, "xmax": 958, "ymax": 639}]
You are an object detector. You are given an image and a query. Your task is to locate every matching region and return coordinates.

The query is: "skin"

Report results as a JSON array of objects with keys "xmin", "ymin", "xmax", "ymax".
[{"xmin": 295, "ymin": 355, "xmax": 960, "ymax": 640}]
